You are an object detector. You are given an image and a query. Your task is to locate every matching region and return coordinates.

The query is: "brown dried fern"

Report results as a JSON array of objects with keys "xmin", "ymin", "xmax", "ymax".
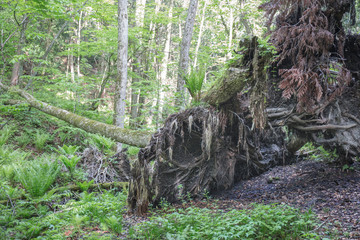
[{"xmin": 261, "ymin": 0, "xmax": 354, "ymax": 112}]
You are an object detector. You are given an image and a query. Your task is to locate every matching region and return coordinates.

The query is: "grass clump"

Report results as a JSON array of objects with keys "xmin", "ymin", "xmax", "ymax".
[
  {"xmin": 14, "ymin": 156, "xmax": 60, "ymax": 197},
  {"xmin": 130, "ymin": 204, "xmax": 319, "ymax": 239}
]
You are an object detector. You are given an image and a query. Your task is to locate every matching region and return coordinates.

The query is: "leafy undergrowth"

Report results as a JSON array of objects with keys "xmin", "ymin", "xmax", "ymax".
[
  {"xmin": 131, "ymin": 203, "xmax": 320, "ymax": 239},
  {"xmin": 0, "ymin": 191, "xmax": 127, "ymax": 239}
]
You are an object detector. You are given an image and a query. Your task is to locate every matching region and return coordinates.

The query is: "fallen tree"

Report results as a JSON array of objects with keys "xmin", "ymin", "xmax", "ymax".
[
  {"xmin": 1, "ymin": 0, "xmax": 359, "ymax": 216},
  {"xmin": 0, "ymin": 82, "xmax": 151, "ymax": 148},
  {"xmin": 128, "ymin": 0, "xmax": 360, "ymax": 214}
]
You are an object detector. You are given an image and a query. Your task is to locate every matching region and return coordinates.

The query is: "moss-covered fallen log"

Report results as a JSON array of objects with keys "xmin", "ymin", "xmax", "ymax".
[
  {"xmin": 0, "ymin": 83, "xmax": 151, "ymax": 148},
  {"xmin": 0, "ymin": 182, "xmax": 128, "ymax": 205}
]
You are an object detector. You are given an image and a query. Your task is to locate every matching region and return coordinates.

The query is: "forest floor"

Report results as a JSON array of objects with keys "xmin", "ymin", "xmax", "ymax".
[
  {"xmin": 121, "ymin": 159, "xmax": 360, "ymax": 239},
  {"xmin": 212, "ymin": 160, "xmax": 360, "ymax": 240}
]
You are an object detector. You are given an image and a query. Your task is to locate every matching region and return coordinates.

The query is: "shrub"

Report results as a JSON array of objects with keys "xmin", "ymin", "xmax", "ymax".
[{"xmin": 14, "ymin": 157, "xmax": 60, "ymax": 197}]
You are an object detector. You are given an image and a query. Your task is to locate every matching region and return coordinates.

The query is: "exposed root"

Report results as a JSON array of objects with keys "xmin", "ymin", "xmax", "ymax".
[
  {"xmin": 81, "ymin": 147, "xmax": 130, "ymax": 183},
  {"xmin": 128, "ymin": 107, "xmax": 291, "ymax": 215}
]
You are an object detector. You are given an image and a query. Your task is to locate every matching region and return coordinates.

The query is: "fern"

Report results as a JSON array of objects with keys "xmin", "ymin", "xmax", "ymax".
[
  {"xmin": 88, "ymin": 133, "xmax": 115, "ymax": 154},
  {"xmin": 56, "ymin": 145, "xmax": 81, "ymax": 176},
  {"xmin": 34, "ymin": 130, "xmax": 50, "ymax": 151},
  {"xmin": 14, "ymin": 157, "xmax": 60, "ymax": 197},
  {"xmin": 185, "ymin": 67, "xmax": 206, "ymax": 103},
  {"xmin": 0, "ymin": 125, "xmax": 14, "ymax": 146},
  {"xmin": 0, "ymin": 145, "xmax": 30, "ymax": 164},
  {"xmin": 260, "ymin": 0, "xmax": 353, "ymax": 112}
]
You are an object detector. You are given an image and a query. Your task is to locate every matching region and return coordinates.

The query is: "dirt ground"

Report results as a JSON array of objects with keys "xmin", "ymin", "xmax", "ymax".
[{"xmin": 213, "ymin": 160, "xmax": 360, "ymax": 239}]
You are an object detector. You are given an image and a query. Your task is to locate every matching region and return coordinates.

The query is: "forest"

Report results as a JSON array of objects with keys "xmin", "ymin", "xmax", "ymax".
[{"xmin": 0, "ymin": 0, "xmax": 360, "ymax": 239}]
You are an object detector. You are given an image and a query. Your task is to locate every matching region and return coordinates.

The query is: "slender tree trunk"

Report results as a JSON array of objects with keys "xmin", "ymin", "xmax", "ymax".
[
  {"xmin": 157, "ymin": 0, "xmax": 173, "ymax": 127},
  {"xmin": 176, "ymin": 0, "xmax": 199, "ymax": 107},
  {"xmin": 114, "ymin": 0, "xmax": 129, "ymax": 152},
  {"xmin": 76, "ymin": 11, "xmax": 82, "ymax": 77},
  {"xmin": 69, "ymin": 43, "xmax": 75, "ymax": 83},
  {"xmin": 11, "ymin": 15, "xmax": 29, "ymax": 86},
  {"xmin": 91, "ymin": 54, "xmax": 112, "ymax": 111},
  {"xmin": 239, "ymin": 0, "xmax": 252, "ymax": 36},
  {"xmin": 129, "ymin": 0, "xmax": 147, "ymax": 129},
  {"xmin": 193, "ymin": 0, "xmax": 207, "ymax": 68},
  {"xmin": 227, "ymin": 0, "xmax": 234, "ymax": 60},
  {"xmin": 25, "ymin": 0, "xmax": 89, "ymax": 90}
]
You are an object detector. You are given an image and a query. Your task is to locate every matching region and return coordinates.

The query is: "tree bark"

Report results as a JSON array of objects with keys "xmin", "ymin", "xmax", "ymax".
[
  {"xmin": 193, "ymin": 0, "xmax": 207, "ymax": 68},
  {"xmin": 129, "ymin": 0, "xmax": 146, "ymax": 129},
  {"xmin": 176, "ymin": 0, "xmax": 199, "ymax": 107},
  {"xmin": 90, "ymin": 54, "xmax": 112, "ymax": 111},
  {"xmin": 11, "ymin": 15, "xmax": 29, "ymax": 86},
  {"xmin": 0, "ymin": 83, "xmax": 151, "ymax": 148},
  {"xmin": 157, "ymin": 0, "xmax": 173, "ymax": 127},
  {"xmin": 114, "ymin": 0, "xmax": 129, "ymax": 151}
]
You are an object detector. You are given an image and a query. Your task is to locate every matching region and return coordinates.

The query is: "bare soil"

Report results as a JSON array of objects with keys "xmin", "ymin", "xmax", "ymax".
[{"xmin": 213, "ymin": 160, "xmax": 360, "ymax": 239}]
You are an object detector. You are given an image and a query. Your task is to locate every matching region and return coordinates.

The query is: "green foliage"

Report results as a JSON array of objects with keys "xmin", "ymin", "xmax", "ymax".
[
  {"xmin": 31, "ymin": 191, "xmax": 127, "ymax": 239},
  {"xmin": 0, "ymin": 180, "xmax": 24, "ymax": 200},
  {"xmin": 56, "ymin": 144, "xmax": 79, "ymax": 156},
  {"xmin": 88, "ymin": 133, "xmax": 115, "ymax": 154},
  {"xmin": 185, "ymin": 67, "xmax": 206, "ymax": 103},
  {"xmin": 54, "ymin": 125, "xmax": 90, "ymax": 147},
  {"xmin": 0, "ymin": 145, "xmax": 30, "ymax": 165},
  {"xmin": 127, "ymin": 146, "xmax": 140, "ymax": 157},
  {"xmin": 14, "ymin": 157, "xmax": 60, "ymax": 197},
  {"xmin": 300, "ymin": 142, "xmax": 338, "ymax": 162},
  {"xmin": 14, "ymin": 133, "xmax": 32, "ymax": 148},
  {"xmin": 34, "ymin": 130, "xmax": 50, "ymax": 151},
  {"xmin": 57, "ymin": 145, "xmax": 81, "ymax": 176},
  {"xmin": 0, "ymin": 125, "xmax": 14, "ymax": 146},
  {"xmin": 76, "ymin": 179, "xmax": 94, "ymax": 192},
  {"xmin": 102, "ymin": 215, "xmax": 123, "ymax": 234},
  {"xmin": 131, "ymin": 204, "xmax": 319, "ymax": 239},
  {"xmin": 0, "ymin": 165, "xmax": 17, "ymax": 182}
]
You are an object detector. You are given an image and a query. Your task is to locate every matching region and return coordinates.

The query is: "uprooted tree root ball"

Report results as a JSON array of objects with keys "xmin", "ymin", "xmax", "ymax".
[{"xmin": 128, "ymin": 107, "xmax": 294, "ymax": 214}]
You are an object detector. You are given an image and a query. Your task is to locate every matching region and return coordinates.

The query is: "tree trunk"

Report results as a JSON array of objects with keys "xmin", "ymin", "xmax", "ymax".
[
  {"xmin": 157, "ymin": 0, "xmax": 174, "ymax": 127},
  {"xmin": 114, "ymin": 0, "xmax": 129, "ymax": 152},
  {"xmin": 90, "ymin": 54, "xmax": 112, "ymax": 111},
  {"xmin": 129, "ymin": 0, "xmax": 146, "ymax": 129},
  {"xmin": 176, "ymin": 0, "xmax": 199, "ymax": 107},
  {"xmin": 0, "ymin": 82, "xmax": 151, "ymax": 148},
  {"xmin": 10, "ymin": 15, "xmax": 29, "ymax": 86},
  {"xmin": 193, "ymin": 0, "xmax": 207, "ymax": 68},
  {"xmin": 226, "ymin": 1, "xmax": 234, "ymax": 60},
  {"xmin": 76, "ymin": 11, "xmax": 82, "ymax": 77}
]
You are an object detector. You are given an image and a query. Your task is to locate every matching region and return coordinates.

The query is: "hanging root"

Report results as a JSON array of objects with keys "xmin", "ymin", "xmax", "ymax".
[{"xmin": 128, "ymin": 107, "xmax": 291, "ymax": 215}]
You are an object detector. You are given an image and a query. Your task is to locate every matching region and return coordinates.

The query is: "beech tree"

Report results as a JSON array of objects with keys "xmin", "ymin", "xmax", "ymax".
[
  {"xmin": 114, "ymin": 0, "xmax": 129, "ymax": 151},
  {"xmin": 176, "ymin": 0, "xmax": 199, "ymax": 107}
]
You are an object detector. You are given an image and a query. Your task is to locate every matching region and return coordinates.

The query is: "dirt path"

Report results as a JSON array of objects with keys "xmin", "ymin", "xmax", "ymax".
[{"xmin": 213, "ymin": 160, "xmax": 360, "ymax": 239}]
